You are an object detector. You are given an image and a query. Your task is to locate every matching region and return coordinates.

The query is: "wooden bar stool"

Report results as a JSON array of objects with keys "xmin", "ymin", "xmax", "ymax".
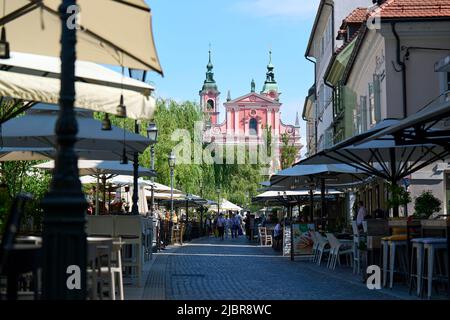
[
  {"xmin": 381, "ymin": 234, "xmax": 408, "ymax": 289},
  {"xmin": 409, "ymin": 239, "xmax": 425, "ymax": 296},
  {"xmin": 421, "ymin": 238, "xmax": 447, "ymax": 299}
]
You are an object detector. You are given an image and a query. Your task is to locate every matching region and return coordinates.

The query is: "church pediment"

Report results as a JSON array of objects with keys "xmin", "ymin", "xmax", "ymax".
[{"xmin": 224, "ymin": 93, "xmax": 280, "ymax": 106}]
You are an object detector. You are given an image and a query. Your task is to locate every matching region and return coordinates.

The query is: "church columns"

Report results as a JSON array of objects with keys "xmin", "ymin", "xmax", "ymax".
[
  {"xmin": 226, "ymin": 107, "xmax": 231, "ymax": 134},
  {"xmin": 234, "ymin": 107, "xmax": 240, "ymax": 140},
  {"xmin": 274, "ymin": 108, "xmax": 280, "ymax": 138}
]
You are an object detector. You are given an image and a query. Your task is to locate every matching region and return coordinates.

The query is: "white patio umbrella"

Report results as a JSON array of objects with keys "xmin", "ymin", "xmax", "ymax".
[
  {"xmin": 36, "ymin": 160, "xmax": 155, "ymax": 215},
  {"xmin": 0, "ymin": 0, "xmax": 163, "ymax": 73},
  {"xmin": 34, "ymin": 160, "xmax": 155, "ymax": 177},
  {"xmin": 209, "ymin": 199, "xmax": 243, "ymax": 212},
  {"xmin": 0, "ymin": 52, "xmax": 156, "ymax": 122},
  {"xmin": 0, "ymin": 0, "xmax": 163, "ymax": 298},
  {"xmin": 1, "ymin": 104, "xmax": 151, "ymax": 157},
  {"xmin": 0, "ymin": 147, "xmax": 146, "ymax": 162}
]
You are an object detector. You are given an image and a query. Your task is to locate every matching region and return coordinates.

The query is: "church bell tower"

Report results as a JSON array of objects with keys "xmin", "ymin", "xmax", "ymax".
[{"xmin": 199, "ymin": 49, "xmax": 220, "ymax": 126}]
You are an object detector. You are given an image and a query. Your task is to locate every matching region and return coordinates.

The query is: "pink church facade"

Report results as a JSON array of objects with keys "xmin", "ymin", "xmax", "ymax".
[{"xmin": 199, "ymin": 51, "xmax": 303, "ymax": 172}]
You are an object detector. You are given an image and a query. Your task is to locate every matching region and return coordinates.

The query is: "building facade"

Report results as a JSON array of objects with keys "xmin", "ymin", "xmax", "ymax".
[
  {"xmin": 304, "ymin": 0, "xmax": 374, "ymax": 156},
  {"xmin": 200, "ymin": 51, "xmax": 303, "ymax": 173},
  {"xmin": 303, "ymin": 0, "xmax": 450, "ymax": 216}
]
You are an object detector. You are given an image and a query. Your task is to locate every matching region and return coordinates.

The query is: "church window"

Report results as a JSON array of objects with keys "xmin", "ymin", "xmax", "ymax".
[
  {"xmin": 249, "ymin": 118, "xmax": 258, "ymax": 135},
  {"xmin": 207, "ymin": 99, "xmax": 214, "ymax": 110}
]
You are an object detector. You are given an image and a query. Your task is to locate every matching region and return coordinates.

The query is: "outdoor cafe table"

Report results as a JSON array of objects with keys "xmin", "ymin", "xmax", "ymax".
[{"xmin": 420, "ymin": 219, "xmax": 450, "ymax": 297}]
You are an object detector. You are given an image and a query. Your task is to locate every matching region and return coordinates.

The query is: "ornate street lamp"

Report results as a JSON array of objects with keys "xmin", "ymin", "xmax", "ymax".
[
  {"xmin": 168, "ymin": 151, "xmax": 176, "ymax": 242},
  {"xmin": 41, "ymin": 0, "xmax": 87, "ymax": 299},
  {"xmin": 128, "ymin": 70, "xmax": 147, "ymax": 216},
  {"xmin": 146, "ymin": 122, "xmax": 158, "ymax": 216}
]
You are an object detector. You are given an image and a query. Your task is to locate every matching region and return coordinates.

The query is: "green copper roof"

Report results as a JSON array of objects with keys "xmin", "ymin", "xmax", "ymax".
[
  {"xmin": 201, "ymin": 49, "xmax": 218, "ymax": 92},
  {"xmin": 326, "ymin": 38, "xmax": 357, "ymax": 86},
  {"xmin": 261, "ymin": 51, "xmax": 278, "ymax": 94}
]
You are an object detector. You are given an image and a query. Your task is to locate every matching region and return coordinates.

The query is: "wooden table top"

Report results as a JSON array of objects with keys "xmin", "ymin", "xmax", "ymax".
[{"xmin": 420, "ymin": 219, "xmax": 450, "ymax": 228}]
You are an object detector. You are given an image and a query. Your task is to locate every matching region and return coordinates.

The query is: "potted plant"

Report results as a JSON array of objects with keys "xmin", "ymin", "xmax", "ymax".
[
  {"xmin": 387, "ymin": 183, "xmax": 411, "ymax": 219},
  {"xmin": 413, "ymin": 191, "xmax": 441, "ymax": 219}
]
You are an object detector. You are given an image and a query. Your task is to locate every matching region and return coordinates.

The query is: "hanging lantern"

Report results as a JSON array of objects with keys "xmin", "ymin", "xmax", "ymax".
[
  {"xmin": 101, "ymin": 113, "xmax": 112, "ymax": 131},
  {"xmin": 0, "ymin": 27, "xmax": 10, "ymax": 59},
  {"xmin": 116, "ymin": 94, "xmax": 126, "ymax": 118},
  {"xmin": 120, "ymin": 147, "xmax": 128, "ymax": 164}
]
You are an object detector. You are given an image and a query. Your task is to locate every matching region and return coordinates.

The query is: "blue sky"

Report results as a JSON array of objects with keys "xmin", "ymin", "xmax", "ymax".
[{"xmin": 145, "ymin": 0, "xmax": 321, "ymax": 151}]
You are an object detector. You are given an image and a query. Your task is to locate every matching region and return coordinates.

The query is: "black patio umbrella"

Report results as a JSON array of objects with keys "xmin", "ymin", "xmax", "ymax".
[
  {"xmin": 300, "ymin": 120, "xmax": 450, "ymax": 216},
  {"xmin": 269, "ymin": 164, "xmax": 368, "ymax": 222}
]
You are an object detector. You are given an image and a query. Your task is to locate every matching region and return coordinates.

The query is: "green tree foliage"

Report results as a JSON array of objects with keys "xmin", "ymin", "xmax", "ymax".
[
  {"xmin": 0, "ymin": 161, "xmax": 51, "ymax": 231},
  {"xmin": 280, "ymin": 133, "xmax": 297, "ymax": 169},
  {"xmin": 386, "ymin": 183, "xmax": 411, "ymax": 209},
  {"xmin": 414, "ymin": 190, "xmax": 441, "ymax": 219}
]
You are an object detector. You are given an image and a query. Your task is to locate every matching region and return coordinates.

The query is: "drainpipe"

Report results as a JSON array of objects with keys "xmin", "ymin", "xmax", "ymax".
[
  {"xmin": 305, "ymin": 55, "xmax": 318, "ymax": 152},
  {"xmin": 324, "ymin": 1, "xmax": 336, "ymax": 53},
  {"xmin": 391, "ymin": 22, "xmax": 408, "ymax": 118}
]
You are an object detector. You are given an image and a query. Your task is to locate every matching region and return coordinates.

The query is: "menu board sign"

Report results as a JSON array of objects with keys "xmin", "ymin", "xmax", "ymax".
[{"xmin": 283, "ymin": 223, "xmax": 315, "ymax": 256}]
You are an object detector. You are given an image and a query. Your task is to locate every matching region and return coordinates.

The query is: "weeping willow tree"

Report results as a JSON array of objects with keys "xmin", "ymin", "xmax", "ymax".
[{"xmin": 95, "ymin": 98, "xmax": 266, "ymax": 208}]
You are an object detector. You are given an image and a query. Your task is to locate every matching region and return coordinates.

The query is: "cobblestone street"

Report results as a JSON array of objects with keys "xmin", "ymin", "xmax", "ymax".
[{"xmin": 139, "ymin": 236, "xmax": 415, "ymax": 300}]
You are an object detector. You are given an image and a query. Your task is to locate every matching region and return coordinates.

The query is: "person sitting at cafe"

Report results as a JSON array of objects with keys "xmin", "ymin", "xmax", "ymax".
[
  {"xmin": 273, "ymin": 220, "xmax": 283, "ymax": 251},
  {"xmin": 356, "ymin": 201, "xmax": 368, "ymax": 230}
]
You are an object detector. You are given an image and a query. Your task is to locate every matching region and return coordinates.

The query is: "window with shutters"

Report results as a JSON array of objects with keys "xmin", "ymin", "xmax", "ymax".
[{"xmin": 373, "ymin": 74, "xmax": 382, "ymax": 123}]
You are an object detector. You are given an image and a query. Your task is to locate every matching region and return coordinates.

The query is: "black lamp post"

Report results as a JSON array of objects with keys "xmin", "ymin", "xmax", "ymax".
[
  {"xmin": 199, "ymin": 180, "xmax": 203, "ymax": 235},
  {"xmin": 168, "ymin": 151, "xmax": 176, "ymax": 243},
  {"xmin": 308, "ymin": 180, "xmax": 315, "ymax": 223},
  {"xmin": 41, "ymin": 0, "xmax": 87, "ymax": 299},
  {"xmin": 131, "ymin": 120, "xmax": 140, "ymax": 215},
  {"xmin": 216, "ymin": 187, "xmax": 221, "ymax": 216},
  {"xmin": 128, "ymin": 69, "xmax": 147, "ymax": 216},
  {"xmin": 146, "ymin": 122, "xmax": 158, "ymax": 216}
]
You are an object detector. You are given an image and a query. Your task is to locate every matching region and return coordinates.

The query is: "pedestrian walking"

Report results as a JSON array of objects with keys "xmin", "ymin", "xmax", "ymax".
[
  {"xmin": 206, "ymin": 217, "xmax": 211, "ymax": 236},
  {"xmin": 217, "ymin": 213, "xmax": 226, "ymax": 240},
  {"xmin": 231, "ymin": 213, "xmax": 239, "ymax": 238},
  {"xmin": 225, "ymin": 213, "xmax": 232, "ymax": 239},
  {"xmin": 274, "ymin": 220, "xmax": 283, "ymax": 251}
]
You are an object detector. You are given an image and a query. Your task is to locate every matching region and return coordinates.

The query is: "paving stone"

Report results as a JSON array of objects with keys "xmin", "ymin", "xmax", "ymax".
[{"xmin": 141, "ymin": 236, "xmax": 418, "ymax": 300}]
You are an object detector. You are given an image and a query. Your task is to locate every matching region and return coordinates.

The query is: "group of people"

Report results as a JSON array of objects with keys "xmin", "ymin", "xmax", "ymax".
[{"xmin": 208, "ymin": 211, "xmax": 243, "ymax": 240}]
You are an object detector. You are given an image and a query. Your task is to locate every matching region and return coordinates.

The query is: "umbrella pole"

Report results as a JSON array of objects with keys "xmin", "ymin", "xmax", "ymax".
[
  {"xmin": 95, "ymin": 174, "xmax": 99, "ymax": 216},
  {"xmin": 290, "ymin": 205, "xmax": 294, "ymax": 261},
  {"xmin": 131, "ymin": 120, "xmax": 140, "ymax": 215},
  {"xmin": 102, "ymin": 176, "xmax": 107, "ymax": 215},
  {"xmin": 309, "ymin": 188, "xmax": 314, "ymax": 224},
  {"xmin": 41, "ymin": 0, "xmax": 87, "ymax": 299},
  {"xmin": 108, "ymin": 184, "xmax": 111, "ymax": 215},
  {"xmin": 321, "ymin": 178, "xmax": 326, "ymax": 228}
]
